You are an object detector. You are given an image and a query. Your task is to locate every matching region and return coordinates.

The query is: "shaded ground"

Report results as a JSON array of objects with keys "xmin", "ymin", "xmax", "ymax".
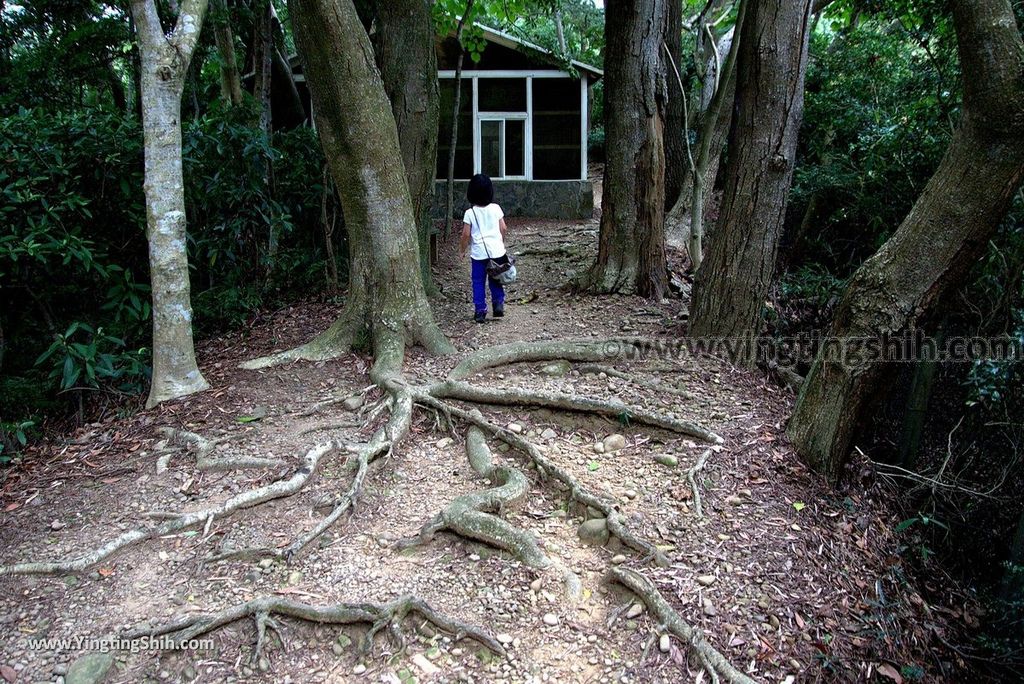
[{"xmin": 0, "ymin": 213, "xmax": 975, "ymax": 683}]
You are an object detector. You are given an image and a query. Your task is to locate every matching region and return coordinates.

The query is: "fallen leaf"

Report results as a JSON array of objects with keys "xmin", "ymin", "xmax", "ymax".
[
  {"xmin": 876, "ymin": 663, "xmax": 903, "ymax": 683},
  {"xmin": 4, "ymin": 503, "xmax": 19, "ymax": 512},
  {"xmin": 0, "ymin": 663, "xmax": 16, "ymax": 683},
  {"xmin": 97, "ymin": 567, "xmax": 114, "ymax": 577}
]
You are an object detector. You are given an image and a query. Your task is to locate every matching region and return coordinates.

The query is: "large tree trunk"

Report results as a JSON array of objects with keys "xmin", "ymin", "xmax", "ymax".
[
  {"xmin": 253, "ymin": 0, "xmax": 451, "ymax": 382},
  {"xmin": 130, "ymin": 0, "xmax": 211, "ymax": 408},
  {"xmin": 689, "ymin": 0, "xmax": 813, "ymax": 340},
  {"xmin": 582, "ymin": 0, "xmax": 669, "ymax": 299},
  {"xmin": 211, "ymin": 0, "xmax": 243, "ymax": 106},
  {"xmin": 662, "ymin": 0, "xmax": 685, "ymax": 211},
  {"xmin": 372, "ymin": 0, "xmax": 440, "ymax": 292},
  {"xmin": 787, "ymin": 0, "xmax": 1024, "ymax": 482}
]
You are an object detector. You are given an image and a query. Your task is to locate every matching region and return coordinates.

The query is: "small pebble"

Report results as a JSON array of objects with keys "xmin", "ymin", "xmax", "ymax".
[{"xmin": 543, "ymin": 613, "xmax": 559, "ymax": 626}]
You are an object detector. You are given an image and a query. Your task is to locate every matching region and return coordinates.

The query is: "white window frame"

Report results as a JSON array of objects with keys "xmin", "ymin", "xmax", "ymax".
[{"xmin": 476, "ymin": 115, "xmax": 529, "ymax": 180}]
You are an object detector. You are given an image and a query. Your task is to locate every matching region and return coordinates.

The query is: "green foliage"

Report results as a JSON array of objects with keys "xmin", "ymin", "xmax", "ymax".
[
  {"xmin": 0, "ymin": 104, "xmax": 336, "ymax": 426},
  {"xmin": 791, "ymin": 14, "xmax": 957, "ymax": 272}
]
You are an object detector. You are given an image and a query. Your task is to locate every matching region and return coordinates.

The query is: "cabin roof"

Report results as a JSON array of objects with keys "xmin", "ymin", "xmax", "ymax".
[{"xmin": 286, "ymin": 22, "xmax": 603, "ymax": 80}]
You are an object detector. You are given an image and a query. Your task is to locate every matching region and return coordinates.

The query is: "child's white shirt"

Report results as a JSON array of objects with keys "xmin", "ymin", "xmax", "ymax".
[{"xmin": 464, "ymin": 204, "xmax": 507, "ymax": 260}]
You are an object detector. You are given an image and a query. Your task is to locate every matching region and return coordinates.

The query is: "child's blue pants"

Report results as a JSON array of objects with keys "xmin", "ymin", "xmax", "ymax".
[{"xmin": 471, "ymin": 258, "xmax": 505, "ymax": 314}]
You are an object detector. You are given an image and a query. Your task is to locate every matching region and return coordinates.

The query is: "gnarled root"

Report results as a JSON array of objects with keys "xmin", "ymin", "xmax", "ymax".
[
  {"xmin": 448, "ymin": 338, "xmax": 643, "ymax": 381},
  {"xmin": 687, "ymin": 449, "xmax": 713, "ymax": 519},
  {"xmin": 609, "ymin": 567, "xmax": 755, "ymax": 684},
  {"xmin": 431, "ymin": 380, "xmax": 722, "ymax": 444},
  {"xmin": 156, "ymin": 427, "xmax": 284, "ymax": 472},
  {"xmin": 212, "ymin": 387, "xmax": 414, "ymax": 564},
  {"xmin": 0, "ymin": 442, "xmax": 336, "ymax": 576},
  {"xmin": 414, "ymin": 393, "xmax": 670, "ymax": 567},
  {"xmin": 399, "ymin": 422, "xmax": 582, "ymax": 598},
  {"xmin": 127, "ymin": 594, "xmax": 504, "ymax": 663}
]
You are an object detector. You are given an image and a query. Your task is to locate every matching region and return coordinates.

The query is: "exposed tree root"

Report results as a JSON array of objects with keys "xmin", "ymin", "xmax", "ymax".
[
  {"xmin": 431, "ymin": 380, "xmax": 723, "ymax": 444},
  {"xmin": 577, "ymin": 364, "xmax": 694, "ymax": 399},
  {"xmin": 0, "ymin": 442, "xmax": 336, "ymax": 576},
  {"xmin": 414, "ymin": 393, "xmax": 671, "ymax": 567},
  {"xmin": 127, "ymin": 594, "xmax": 504, "ymax": 662},
  {"xmin": 687, "ymin": 449, "xmax": 713, "ymax": 519},
  {"xmin": 447, "ymin": 338, "xmax": 644, "ymax": 381},
  {"xmin": 212, "ymin": 388, "xmax": 413, "ymax": 564},
  {"xmin": 399, "ymin": 421, "xmax": 582, "ymax": 598},
  {"xmin": 156, "ymin": 427, "xmax": 284, "ymax": 472},
  {"xmin": 609, "ymin": 567, "xmax": 756, "ymax": 684}
]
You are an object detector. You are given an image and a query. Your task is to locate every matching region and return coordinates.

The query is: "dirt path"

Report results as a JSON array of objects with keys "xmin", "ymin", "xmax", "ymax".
[{"xmin": 0, "ymin": 217, "xmax": 960, "ymax": 683}]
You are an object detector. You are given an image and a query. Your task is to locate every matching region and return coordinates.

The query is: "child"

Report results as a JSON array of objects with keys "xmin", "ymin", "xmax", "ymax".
[{"xmin": 459, "ymin": 174, "xmax": 510, "ymax": 323}]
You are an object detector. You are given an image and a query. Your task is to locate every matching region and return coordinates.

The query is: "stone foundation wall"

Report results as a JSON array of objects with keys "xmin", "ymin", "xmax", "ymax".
[{"xmin": 432, "ymin": 180, "xmax": 594, "ymax": 220}]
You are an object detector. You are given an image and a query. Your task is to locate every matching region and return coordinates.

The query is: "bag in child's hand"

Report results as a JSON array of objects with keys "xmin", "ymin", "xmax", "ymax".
[{"xmin": 488, "ymin": 256, "xmax": 517, "ymax": 284}]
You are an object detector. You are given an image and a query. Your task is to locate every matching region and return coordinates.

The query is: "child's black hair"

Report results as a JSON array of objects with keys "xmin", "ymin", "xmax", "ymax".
[{"xmin": 467, "ymin": 174, "xmax": 494, "ymax": 207}]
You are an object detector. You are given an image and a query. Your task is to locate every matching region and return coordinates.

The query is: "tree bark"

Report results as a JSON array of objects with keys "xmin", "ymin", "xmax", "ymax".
[
  {"xmin": 372, "ymin": 0, "xmax": 440, "ymax": 293},
  {"xmin": 787, "ymin": 0, "xmax": 1024, "ymax": 482},
  {"xmin": 582, "ymin": 0, "xmax": 669, "ymax": 299},
  {"xmin": 689, "ymin": 0, "xmax": 813, "ymax": 340},
  {"xmin": 211, "ymin": 0, "xmax": 243, "ymax": 106},
  {"xmin": 269, "ymin": 0, "xmax": 452, "ymax": 382},
  {"xmin": 663, "ymin": 0, "xmax": 685, "ymax": 210},
  {"xmin": 129, "ymin": 0, "xmax": 211, "ymax": 408}
]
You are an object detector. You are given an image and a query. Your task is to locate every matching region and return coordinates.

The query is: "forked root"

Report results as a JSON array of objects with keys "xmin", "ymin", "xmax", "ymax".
[
  {"xmin": 687, "ymin": 449, "xmax": 714, "ymax": 519},
  {"xmin": 431, "ymin": 381, "xmax": 722, "ymax": 444},
  {"xmin": 212, "ymin": 387, "xmax": 414, "ymax": 564},
  {"xmin": 399, "ymin": 421, "xmax": 582, "ymax": 598},
  {"xmin": 156, "ymin": 427, "xmax": 284, "ymax": 471},
  {"xmin": 127, "ymin": 594, "xmax": 505, "ymax": 663},
  {"xmin": 609, "ymin": 567, "xmax": 755, "ymax": 684},
  {"xmin": 0, "ymin": 442, "xmax": 336, "ymax": 576}
]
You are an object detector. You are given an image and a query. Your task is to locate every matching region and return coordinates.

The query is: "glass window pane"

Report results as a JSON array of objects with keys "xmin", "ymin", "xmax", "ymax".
[
  {"xmin": 505, "ymin": 120, "xmax": 525, "ymax": 177},
  {"xmin": 479, "ymin": 78, "xmax": 526, "ymax": 111},
  {"xmin": 481, "ymin": 120, "xmax": 501, "ymax": 177}
]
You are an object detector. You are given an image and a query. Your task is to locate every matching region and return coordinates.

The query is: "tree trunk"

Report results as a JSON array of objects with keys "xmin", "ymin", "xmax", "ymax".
[
  {"xmin": 787, "ymin": 0, "xmax": 1024, "ymax": 482},
  {"xmin": 372, "ymin": 0, "xmax": 440, "ymax": 293},
  {"xmin": 665, "ymin": 26, "xmax": 736, "ymax": 256},
  {"xmin": 583, "ymin": 0, "xmax": 669, "ymax": 299},
  {"xmin": 211, "ymin": 0, "xmax": 243, "ymax": 106},
  {"xmin": 129, "ymin": 0, "xmax": 211, "ymax": 408},
  {"xmin": 443, "ymin": 0, "xmax": 475, "ymax": 237},
  {"xmin": 267, "ymin": 0, "xmax": 452, "ymax": 382},
  {"xmin": 689, "ymin": 0, "xmax": 813, "ymax": 341},
  {"xmin": 662, "ymin": 0, "xmax": 685, "ymax": 211}
]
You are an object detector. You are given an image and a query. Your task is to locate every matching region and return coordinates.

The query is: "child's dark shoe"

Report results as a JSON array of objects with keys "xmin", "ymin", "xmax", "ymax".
[
  {"xmin": 493, "ymin": 304, "xmax": 505, "ymax": 318},
  {"xmin": 474, "ymin": 311, "xmax": 487, "ymax": 324}
]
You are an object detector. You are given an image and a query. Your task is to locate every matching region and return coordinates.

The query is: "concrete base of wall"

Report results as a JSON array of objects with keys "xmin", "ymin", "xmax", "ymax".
[{"xmin": 432, "ymin": 180, "xmax": 594, "ymax": 220}]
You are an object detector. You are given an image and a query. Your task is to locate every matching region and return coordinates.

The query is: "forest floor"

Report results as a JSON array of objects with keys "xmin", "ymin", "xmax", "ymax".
[{"xmin": 0, "ymin": 213, "xmax": 979, "ymax": 684}]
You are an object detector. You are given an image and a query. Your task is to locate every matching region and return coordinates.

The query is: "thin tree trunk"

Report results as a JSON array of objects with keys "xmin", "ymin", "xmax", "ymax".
[
  {"xmin": 372, "ymin": 0, "xmax": 440, "ymax": 293},
  {"xmin": 787, "ymin": 0, "xmax": 1024, "ymax": 482},
  {"xmin": 320, "ymin": 163, "xmax": 340, "ymax": 292},
  {"xmin": 212, "ymin": 0, "xmax": 243, "ymax": 106},
  {"xmin": 689, "ymin": 0, "xmax": 813, "ymax": 343},
  {"xmin": 665, "ymin": 26, "xmax": 736, "ymax": 255},
  {"xmin": 254, "ymin": 1, "xmax": 275, "ymax": 261},
  {"xmin": 443, "ymin": 0, "xmax": 475, "ymax": 238},
  {"xmin": 129, "ymin": 0, "xmax": 211, "ymax": 408},
  {"xmin": 582, "ymin": 0, "xmax": 669, "ymax": 299},
  {"xmin": 276, "ymin": 0, "xmax": 452, "ymax": 382},
  {"xmin": 554, "ymin": 8, "xmax": 567, "ymax": 54}
]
